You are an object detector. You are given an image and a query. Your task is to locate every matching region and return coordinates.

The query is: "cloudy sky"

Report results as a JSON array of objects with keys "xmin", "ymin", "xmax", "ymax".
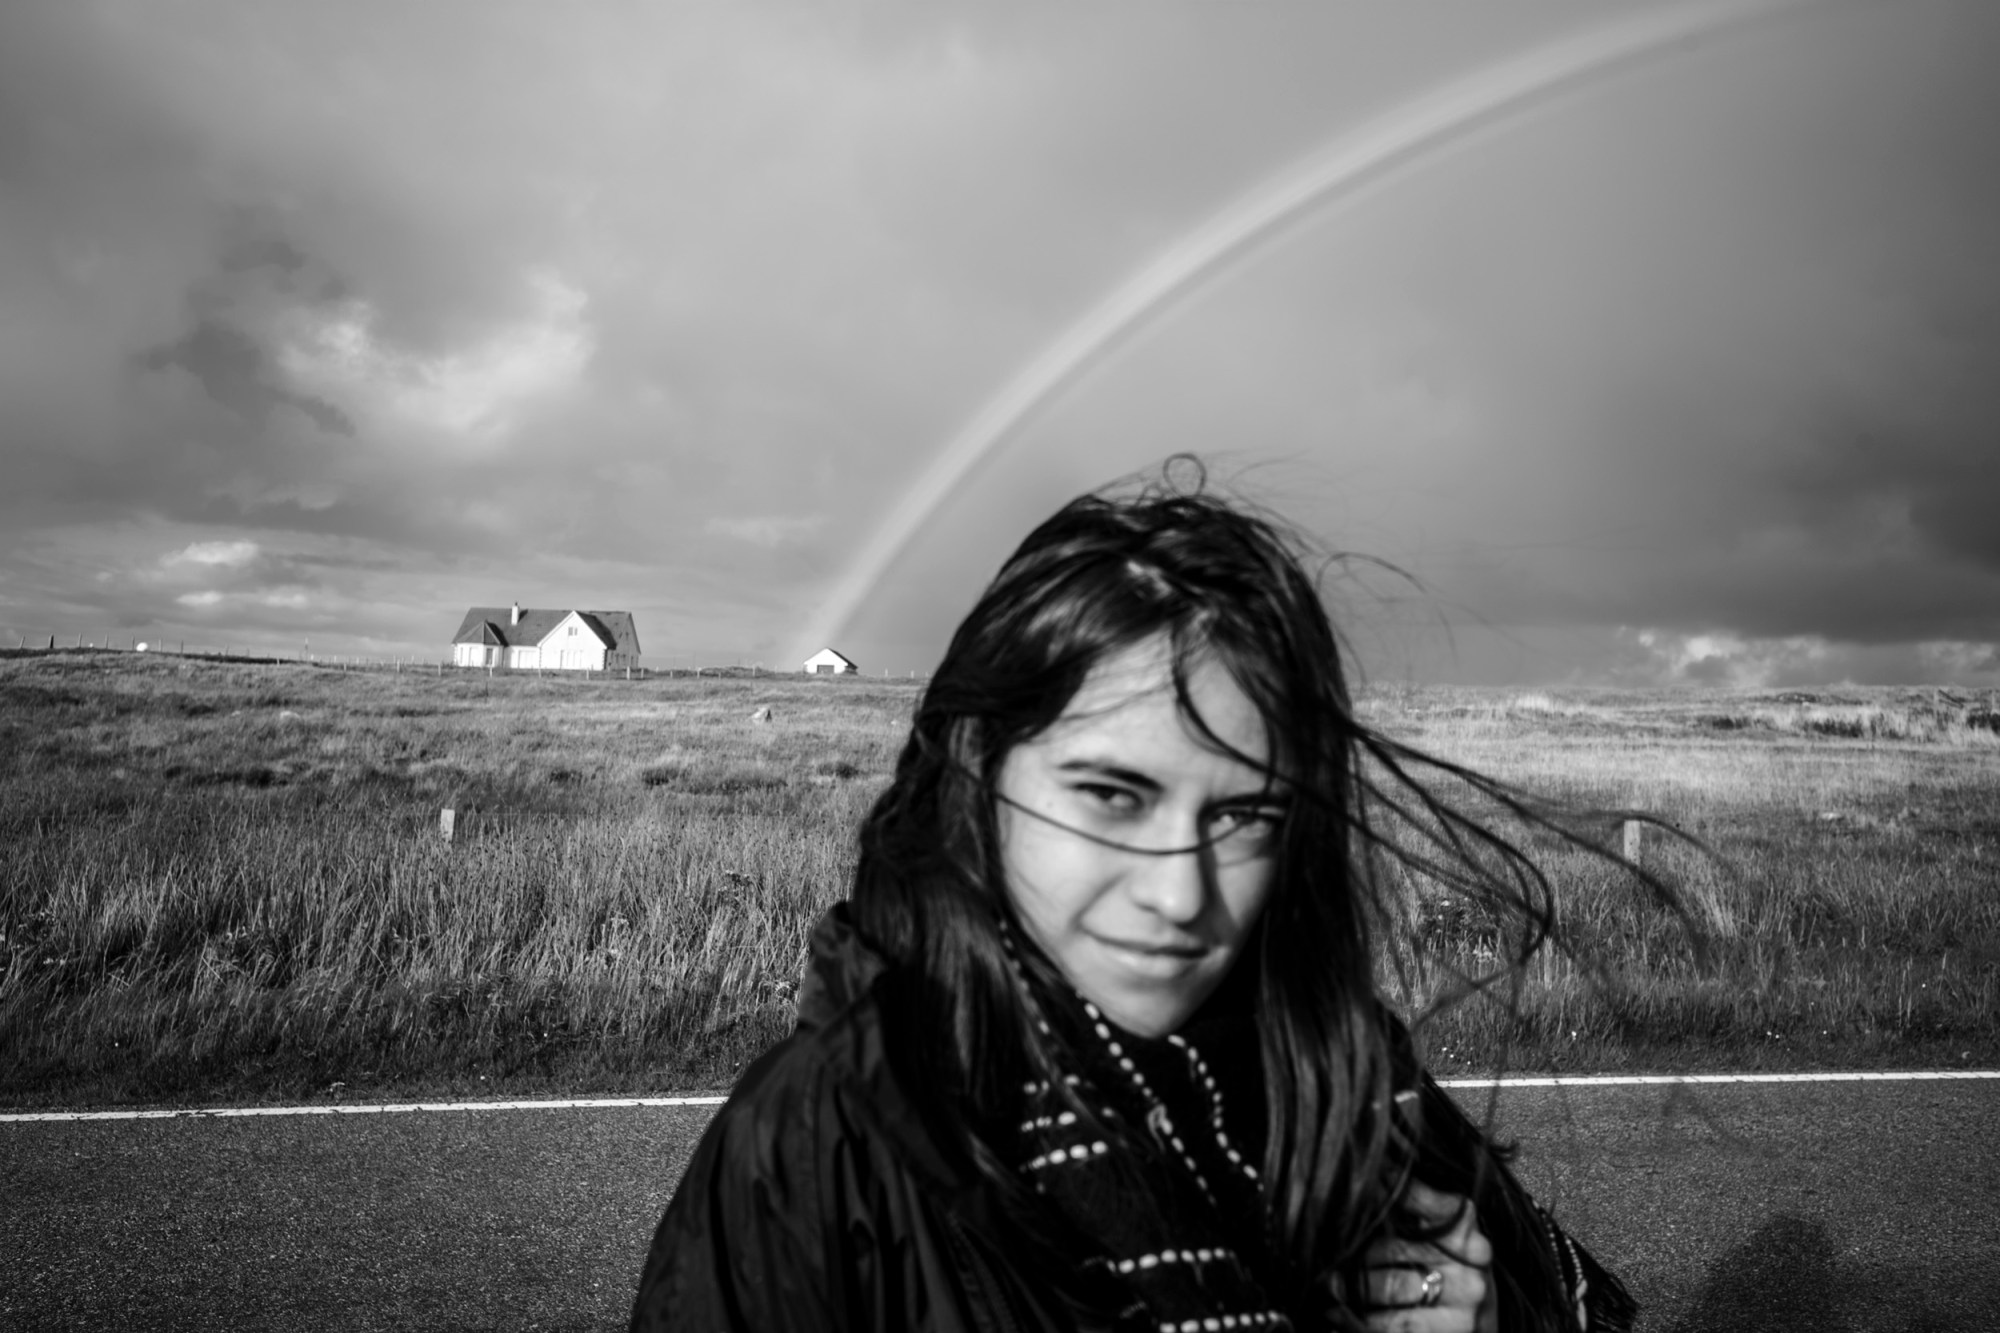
[{"xmin": 3, "ymin": 2, "xmax": 1997, "ymax": 685}]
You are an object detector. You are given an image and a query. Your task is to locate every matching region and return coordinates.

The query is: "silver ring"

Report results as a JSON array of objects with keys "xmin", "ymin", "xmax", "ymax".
[{"xmin": 1419, "ymin": 1267, "xmax": 1445, "ymax": 1308}]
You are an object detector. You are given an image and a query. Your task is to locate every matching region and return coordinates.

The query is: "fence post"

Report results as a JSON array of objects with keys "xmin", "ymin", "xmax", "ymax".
[
  {"xmin": 1622, "ymin": 819, "xmax": 1644, "ymax": 864},
  {"xmin": 439, "ymin": 808, "xmax": 455, "ymax": 843}
]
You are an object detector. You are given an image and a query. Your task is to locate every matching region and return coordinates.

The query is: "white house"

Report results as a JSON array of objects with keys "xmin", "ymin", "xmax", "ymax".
[
  {"xmin": 803, "ymin": 647, "xmax": 857, "ymax": 675},
  {"xmin": 450, "ymin": 604, "xmax": 642, "ymax": 671}
]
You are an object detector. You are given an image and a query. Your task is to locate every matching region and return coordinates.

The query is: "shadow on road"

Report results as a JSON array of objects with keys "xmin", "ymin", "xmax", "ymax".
[{"xmin": 1664, "ymin": 1214, "xmax": 1991, "ymax": 1333}]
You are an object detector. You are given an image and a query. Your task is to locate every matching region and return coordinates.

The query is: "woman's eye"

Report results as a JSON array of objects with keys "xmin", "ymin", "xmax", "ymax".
[
  {"xmin": 1213, "ymin": 807, "xmax": 1283, "ymax": 843},
  {"xmin": 1075, "ymin": 783, "xmax": 1141, "ymax": 814}
]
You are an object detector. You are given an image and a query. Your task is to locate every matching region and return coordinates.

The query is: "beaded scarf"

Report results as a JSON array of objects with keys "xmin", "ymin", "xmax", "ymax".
[
  {"xmin": 1000, "ymin": 931, "xmax": 1630, "ymax": 1333},
  {"xmin": 1003, "ymin": 928, "xmax": 1298, "ymax": 1332}
]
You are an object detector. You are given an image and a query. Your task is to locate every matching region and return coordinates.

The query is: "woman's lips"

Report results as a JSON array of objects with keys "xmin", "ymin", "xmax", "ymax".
[{"xmin": 1094, "ymin": 935, "xmax": 1208, "ymax": 969}]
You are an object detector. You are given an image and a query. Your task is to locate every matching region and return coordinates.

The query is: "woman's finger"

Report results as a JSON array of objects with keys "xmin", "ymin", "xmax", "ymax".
[
  {"xmin": 1442, "ymin": 1211, "xmax": 1494, "ymax": 1269},
  {"xmin": 1362, "ymin": 1261, "xmax": 1473, "ymax": 1311},
  {"xmin": 1381, "ymin": 1186, "xmax": 1496, "ymax": 1270},
  {"xmin": 1362, "ymin": 1304, "xmax": 1479, "ymax": 1333},
  {"xmin": 1398, "ymin": 1179, "xmax": 1468, "ymax": 1227},
  {"xmin": 1365, "ymin": 1234, "xmax": 1492, "ymax": 1273}
]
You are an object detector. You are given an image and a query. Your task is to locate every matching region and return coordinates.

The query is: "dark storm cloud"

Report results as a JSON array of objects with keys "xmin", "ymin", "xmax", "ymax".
[
  {"xmin": 220, "ymin": 234, "xmax": 309, "ymax": 279},
  {"xmin": 829, "ymin": 1, "xmax": 2000, "ymax": 684},
  {"xmin": 2, "ymin": 1, "xmax": 1996, "ymax": 679},
  {"xmin": 140, "ymin": 320, "xmax": 353, "ymax": 436}
]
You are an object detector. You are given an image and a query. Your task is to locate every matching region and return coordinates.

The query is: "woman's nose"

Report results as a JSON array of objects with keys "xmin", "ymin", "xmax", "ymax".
[{"xmin": 1125, "ymin": 838, "xmax": 1212, "ymax": 924}]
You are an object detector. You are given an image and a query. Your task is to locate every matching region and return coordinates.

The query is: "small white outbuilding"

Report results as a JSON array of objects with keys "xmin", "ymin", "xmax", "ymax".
[{"xmin": 802, "ymin": 647, "xmax": 857, "ymax": 676}]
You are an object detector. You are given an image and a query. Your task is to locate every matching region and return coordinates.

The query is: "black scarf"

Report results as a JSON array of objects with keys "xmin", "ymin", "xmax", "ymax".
[
  {"xmin": 1004, "ymin": 934, "xmax": 1297, "ymax": 1331},
  {"xmin": 1001, "ymin": 938, "xmax": 1634, "ymax": 1333}
]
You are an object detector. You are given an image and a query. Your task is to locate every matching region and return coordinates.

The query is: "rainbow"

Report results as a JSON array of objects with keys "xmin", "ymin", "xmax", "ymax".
[{"xmin": 801, "ymin": 0, "xmax": 1822, "ymax": 662}]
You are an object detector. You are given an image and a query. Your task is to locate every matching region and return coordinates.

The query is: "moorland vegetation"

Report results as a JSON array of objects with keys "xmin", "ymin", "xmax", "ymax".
[{"xmin": 1, "ymin": 650, "xmax": 1994, "ymax": 1107}]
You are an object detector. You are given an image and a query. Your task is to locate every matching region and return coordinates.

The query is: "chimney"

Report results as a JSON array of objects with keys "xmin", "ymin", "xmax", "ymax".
[{"xmin": 511, "ymin": 601, "xmax": 521, "ymax": 626}]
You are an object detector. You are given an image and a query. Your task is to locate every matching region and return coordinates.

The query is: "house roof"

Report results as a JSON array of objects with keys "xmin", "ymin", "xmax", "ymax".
[
  {"xmin": 804, "ymin": 646, "xmax": 856, "ymax": 667},
  {"xmin": 451, "ymin": 608, "xmax": 642, "ymax": 656},
  {"xmin": 579, "ymin": 611, "xmax": 641, "ymax": 656}
]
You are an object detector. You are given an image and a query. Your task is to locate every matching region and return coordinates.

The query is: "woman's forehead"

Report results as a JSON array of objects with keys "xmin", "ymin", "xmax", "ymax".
[{"xmin": 1033, "ymin": 639, "xmax": 1274, "ymax": 779}]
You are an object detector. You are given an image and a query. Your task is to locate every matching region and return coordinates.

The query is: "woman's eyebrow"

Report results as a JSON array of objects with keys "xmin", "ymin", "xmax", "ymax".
[
  {"xmin": 1216, "ymin": 789, "xmax": 1291, "ymax": 808},
  {"xmin": 1053, "ymin": 758, "xmax": 1160, "ymax": 792},
  {"xmin": 1053, "ymin": 758, "xmax": 1286, "ymax": 808}
]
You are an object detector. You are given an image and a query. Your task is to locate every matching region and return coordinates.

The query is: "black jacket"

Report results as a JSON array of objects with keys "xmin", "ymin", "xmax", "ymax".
[
  {"xmin": 631, "ymin": 907, "xmax": 1626, "ymax": 1332},
  {"xmin": 632, "ymin": 904, "xmax": 1079, "ymax": 1332}
]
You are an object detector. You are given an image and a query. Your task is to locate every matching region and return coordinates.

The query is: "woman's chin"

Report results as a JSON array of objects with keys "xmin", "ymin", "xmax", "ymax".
[
  {"xmin": 1076, "ymin": 938, "xmax": 1232, "ymax": 1036},
  {"xmin": 1085, "ymin": 976, "xmax": 1216, "ymax": 1039}
]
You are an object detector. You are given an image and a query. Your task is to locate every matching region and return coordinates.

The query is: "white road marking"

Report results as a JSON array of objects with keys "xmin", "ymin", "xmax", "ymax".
[
  {"xmin": 0, "ymin": 1096, "xmax": 729, "ymax": 1123},
  {"xmin": 3, "ymin": 1071, "xmax": 1996, "ymax": 1124},
  {"xmin": 1440, "ymin": 1070, "xmax": 2000, "ymax": 1089}
]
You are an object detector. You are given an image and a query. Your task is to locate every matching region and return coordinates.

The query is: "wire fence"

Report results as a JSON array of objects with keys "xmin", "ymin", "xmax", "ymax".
[{"xmin": 0, "ymin": 625, "xmax": 926, "ymax": 681}]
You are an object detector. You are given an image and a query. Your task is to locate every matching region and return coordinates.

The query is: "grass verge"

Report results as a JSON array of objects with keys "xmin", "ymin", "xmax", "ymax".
[{"xmin": 2, "ymin": 655, "xmax": 1996, "ymax": 1107}]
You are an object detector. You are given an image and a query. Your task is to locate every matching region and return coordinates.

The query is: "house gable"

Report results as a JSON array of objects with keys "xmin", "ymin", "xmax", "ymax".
[
  {"xmin": 803, "ymin": 647, "xmax": 857, "ymax": 673},
  {"xmin": 452, "ymin": 608, "xmax": 512, "ymax": 646},
  {"xmin": 534, "ymin": 611, "xmax": 609, "ymax": 651}
]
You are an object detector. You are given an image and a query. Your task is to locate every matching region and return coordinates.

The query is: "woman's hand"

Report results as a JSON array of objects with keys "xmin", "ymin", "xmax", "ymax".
[{"xmin": 1359, "ymin": 1180, "xmax": 1499, "ymax": 1333}]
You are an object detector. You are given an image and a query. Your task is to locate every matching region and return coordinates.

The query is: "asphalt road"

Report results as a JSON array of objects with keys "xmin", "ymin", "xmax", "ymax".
[{"xmin": 4, "ymin": 1079, "xmax": 1996, "ymax": 1331}]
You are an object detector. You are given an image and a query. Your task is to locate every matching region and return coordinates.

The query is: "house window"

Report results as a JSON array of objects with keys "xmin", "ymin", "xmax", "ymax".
[{"xmin": 568, "ymin": 626, "xmax": 577, "ymax": 636}]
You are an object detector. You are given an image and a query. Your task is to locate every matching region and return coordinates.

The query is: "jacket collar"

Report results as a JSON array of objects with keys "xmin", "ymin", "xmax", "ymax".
[
  {"xmin": 793, "ymin": 903, "xmax": 998, "ymax": 1209},
  {"xmin": 795, "ymin": 901, "xmax": 887, "ymax": 1031}
]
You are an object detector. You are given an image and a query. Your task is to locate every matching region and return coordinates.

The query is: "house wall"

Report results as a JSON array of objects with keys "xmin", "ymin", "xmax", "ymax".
[
  {"xmin": 453, "ymin": 643, "xmax": 497, "ymax": 668},
  {"xmin": 596, "ymin": 632, "xmax": 636, "ymax": 670},
  {"xmin": 539, "ymin": 612, "xmax": 609, "ymax": 671},
  {"xmin": 599, "ymin": 619, "xmax": 638, "ymax": 670},
  {"xmin": 803, "ymin": 651, "xmax": 855, "ymax": 674}
]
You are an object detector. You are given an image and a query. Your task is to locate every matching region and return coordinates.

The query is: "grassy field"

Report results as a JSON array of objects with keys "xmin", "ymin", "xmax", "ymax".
[
  {"xmin": 1360, "ymin": 687, "xmax": 2000, "ymax": 1076},
  {"xmin": 2, "ymin": 650, "xmax": 1995, "ymax": 1108}
]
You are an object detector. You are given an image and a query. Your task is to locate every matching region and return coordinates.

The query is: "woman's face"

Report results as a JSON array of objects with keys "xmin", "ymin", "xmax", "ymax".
[{"xmin": 995, "ymin": 637, "xmax": 1286, "ymax": 1038}]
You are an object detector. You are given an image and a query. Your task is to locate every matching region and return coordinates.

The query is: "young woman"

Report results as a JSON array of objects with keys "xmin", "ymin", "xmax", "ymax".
[{"xmin": 632, "ymin": 466, "xmax": 1635, "ymax": 1332}]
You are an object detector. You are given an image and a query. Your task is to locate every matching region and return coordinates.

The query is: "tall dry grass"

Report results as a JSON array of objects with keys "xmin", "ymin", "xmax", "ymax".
[
  {"xmin": 1, "ymin": 651, "xmax": 907, "ymax": 1104},
  {"xmin": 3, "ymin": 657, "xmax": 1996, "ymax": 1106},
  {"xmin": 1363, "ymin": 686, "xmax": 2000, "ymax": 1073}
]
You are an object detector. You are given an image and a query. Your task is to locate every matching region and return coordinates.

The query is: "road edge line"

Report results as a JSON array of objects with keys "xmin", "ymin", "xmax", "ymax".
[{"xmin": 7, "ymin": 1070, "xmax": 2000, "ymax": 1122}]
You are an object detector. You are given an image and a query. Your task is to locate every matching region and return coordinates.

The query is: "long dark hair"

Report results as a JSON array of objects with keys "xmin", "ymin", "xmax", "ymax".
[{"xmin": 852, "ymin": 459, "xmax": 1639, "ymax": 1321}]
